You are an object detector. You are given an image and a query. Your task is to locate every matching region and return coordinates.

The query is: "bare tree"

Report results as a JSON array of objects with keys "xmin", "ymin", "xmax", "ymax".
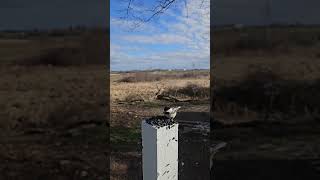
[
  {"xmin": 118, "ymin": 0, "xmax": 208, "ymax": 28},
  {"xmin": 124, "ymin": 0, "xmax": 178, "ymax": 21}
]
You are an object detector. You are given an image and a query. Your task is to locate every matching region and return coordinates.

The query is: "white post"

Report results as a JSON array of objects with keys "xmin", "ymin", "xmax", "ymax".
[{"xmin": 141, "ymin": 120, "xmax": 179, "ymax": 180}]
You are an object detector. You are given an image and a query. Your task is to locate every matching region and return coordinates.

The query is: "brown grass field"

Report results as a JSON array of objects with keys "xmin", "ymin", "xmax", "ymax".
[
  {"xmin": 0, "ymin": 30, "xmax": 108, "ymax": 180},
  {"xmin": 213, "ymin": 26, "xmax": 320, "ymax": 124},
  {"xmin": 212, "ymin": 26, "xmax": 320, "ymax": 179}
]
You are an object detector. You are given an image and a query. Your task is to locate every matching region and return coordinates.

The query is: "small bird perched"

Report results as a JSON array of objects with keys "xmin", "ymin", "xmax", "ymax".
[{"xmin": 163, "ymin": 106, "xmax": 181, "ymax": 122}]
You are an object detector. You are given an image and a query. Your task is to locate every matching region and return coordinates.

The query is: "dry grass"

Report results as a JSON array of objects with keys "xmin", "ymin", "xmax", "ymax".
[
  {"xmin": 212, "ymin": 27, "xmax": 320, "ymax": 165},
  {"xmin": 111, "ymin": 159, "xmax": 128, "ymax": 174},
  {"xmin": 0, "ymin": 65, "xmax": 108, "ymax": 131},
  {"xmin": 111, "ymin": 71, "xmax": 209, "ymax": 102},
  {"xmin": 212, "ymin": 26, "xmax": 320, "ymax": 124},
  {"xmin": 117, "ymin": 70, "xmax": 209, "ymax": 83},
  {"xmin": 0, "ymin": 30, "xmax": 108, "ymax": 179},
  {"xmin": 163, "ymin": 83, "xmax": 210, "ymax": 100},
  {"xmin": 213, "ymin": 26, "xmax": 320, "ymax": 55},
  {"xmin": 0, "ymin": 29, "xmax": 108, "ymax": 131},
  {"xmin": 215, "ymin": 70, "xmax": 320, "ymax": 116},
  {"xmin": 0, "ymin": 29, "xmax": 107, "ymax": 66}
]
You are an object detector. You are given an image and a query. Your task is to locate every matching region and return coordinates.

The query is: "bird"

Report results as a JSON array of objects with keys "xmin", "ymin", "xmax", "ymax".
[{"xmin": 163, "ymin": 106, "xmax": 181, "ymax": 122}]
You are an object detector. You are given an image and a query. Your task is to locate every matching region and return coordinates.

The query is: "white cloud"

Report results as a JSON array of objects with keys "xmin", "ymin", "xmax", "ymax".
[
  {"xmin": 111, "ymin": 0, "xmax": 210, "ymax": 71},
  {"xmin": 120, "ymin": 34, "xmax": 191, "ymax": 45}
]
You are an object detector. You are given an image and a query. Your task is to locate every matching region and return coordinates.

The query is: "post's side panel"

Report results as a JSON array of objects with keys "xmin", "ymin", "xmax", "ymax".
[
  {"xmin": 142, "ymin": 121, "xmax": 158, "ymax": 180},
  {"xmin": 157, "ymin": 124, "xmax": 179, "ymax": 180}
]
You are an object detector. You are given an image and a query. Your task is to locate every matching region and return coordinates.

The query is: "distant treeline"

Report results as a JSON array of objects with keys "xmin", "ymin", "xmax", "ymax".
[
  {"xmin": 214, "ymin": 23, "xmax": 320, "ymax": 29},
  {"xmin": 0, "ymin": 26, "xmax": 108, "ymax": 39},
  {"xmin": 112, "ymin": 69, "xmax": 209, "ymax": 74}
]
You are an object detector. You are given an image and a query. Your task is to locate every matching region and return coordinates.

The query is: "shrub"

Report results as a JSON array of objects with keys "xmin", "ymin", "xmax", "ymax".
[
  {"xmin": 215, "ymin": 69, "xmax": 320, "ymax": 117},
  {"xmin": 118, "ymin": 71, "xmax": 209, "ymax": 83},
  {"xmin": 163, "ymin": 83, "xmax": 209, "ymax": 99}
]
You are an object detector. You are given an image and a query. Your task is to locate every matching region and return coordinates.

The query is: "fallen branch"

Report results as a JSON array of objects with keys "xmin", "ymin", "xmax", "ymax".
[
  {"xmin": 156, "ymin": 94, "xmax": 193, "ymax": 102},
  {"xmin": 156, "ymin": 94, "xmax": 181, "ymax": 102},
  {"xmin": 117, "ymin": 98, "xmax": 145, "ymax": 104}
]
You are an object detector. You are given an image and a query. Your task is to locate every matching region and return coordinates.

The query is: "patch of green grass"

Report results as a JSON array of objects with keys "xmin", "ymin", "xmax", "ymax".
[{"xmin": 110, "ymin": 126, "xmax": 141, "ymax": 145}]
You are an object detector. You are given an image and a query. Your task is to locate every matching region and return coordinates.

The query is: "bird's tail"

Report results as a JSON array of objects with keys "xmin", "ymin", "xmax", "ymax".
[{"xmin": 173, "ymin": 106, "xmax": 181, "ymax": 111}]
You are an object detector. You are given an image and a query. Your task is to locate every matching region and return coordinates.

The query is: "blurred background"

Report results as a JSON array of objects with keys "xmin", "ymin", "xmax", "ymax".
[
  {"xmin": 211, "ymin": 0, "xmax": 320, "ymax": 179},
  {"xmin": 0, "ymin": 0, "xmax": 108, "ymax": 179}
]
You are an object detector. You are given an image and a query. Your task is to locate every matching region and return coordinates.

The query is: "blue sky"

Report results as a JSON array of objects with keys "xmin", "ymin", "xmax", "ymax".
[{"xmin": 110, "ymin": 0, "xmax": 210, "ymax": 71}]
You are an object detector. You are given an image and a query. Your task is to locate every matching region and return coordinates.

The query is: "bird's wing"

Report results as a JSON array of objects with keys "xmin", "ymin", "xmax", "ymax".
[
  {"xmin": 172, "ymin": 106, "xmax": 181, "ymax": 112},
  {"xmin": 166, "ymin": 108, "xmax": 173, "ymax": 113}
]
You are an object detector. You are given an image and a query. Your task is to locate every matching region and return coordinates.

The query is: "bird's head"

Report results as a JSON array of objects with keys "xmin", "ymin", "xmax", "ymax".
[{"xmin": 164, "ymin": 106, "xmax": 170, "ymax": 112}]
